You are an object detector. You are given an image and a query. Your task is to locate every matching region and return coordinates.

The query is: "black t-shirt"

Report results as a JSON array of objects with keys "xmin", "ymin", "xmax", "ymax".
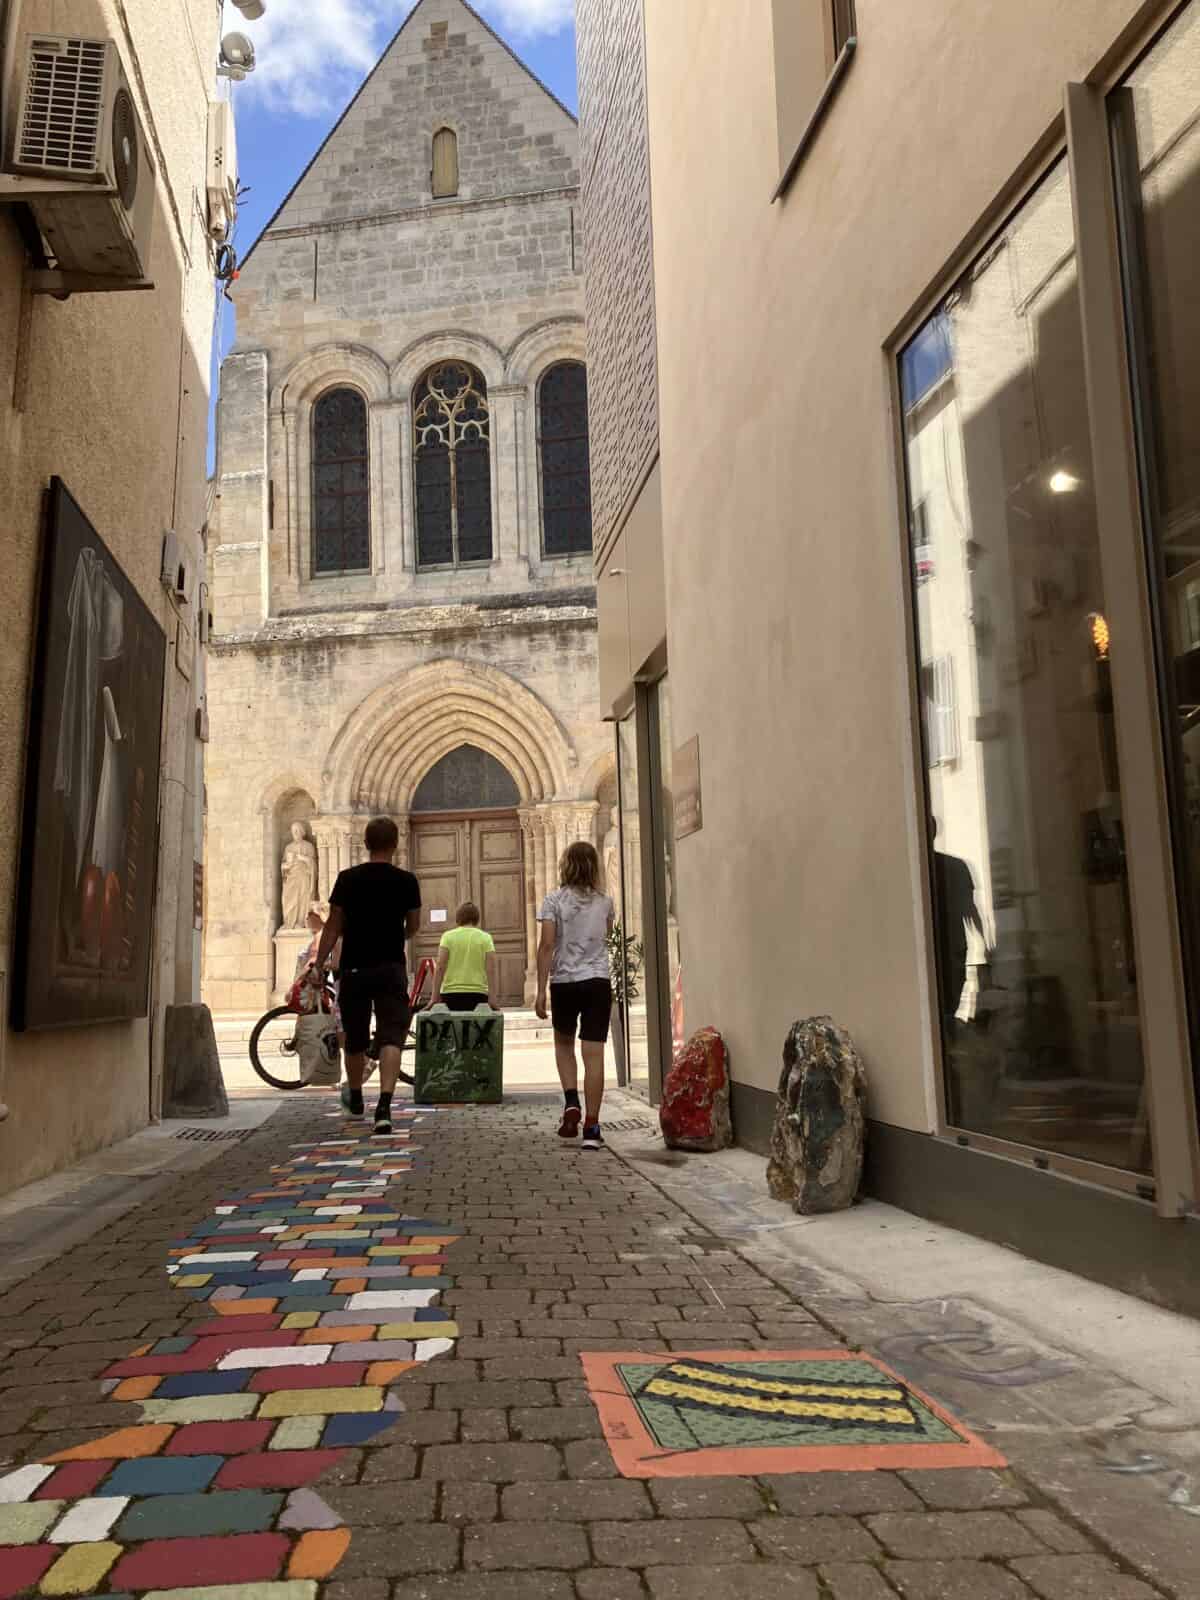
[{"xmin": 330, "ymin": 863, "xmax": 421, "ymax": 972}]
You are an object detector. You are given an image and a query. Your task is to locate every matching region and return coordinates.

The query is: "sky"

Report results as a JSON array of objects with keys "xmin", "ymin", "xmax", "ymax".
[{"xmin": 208, "ymin": 0, "xmax": 580, "ymax": 470}]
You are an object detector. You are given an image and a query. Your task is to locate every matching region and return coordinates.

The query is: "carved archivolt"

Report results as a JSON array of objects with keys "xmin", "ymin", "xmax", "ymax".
[{"xmin": 322, "ymin": 658, "xmax": 577, "ymax": 813}]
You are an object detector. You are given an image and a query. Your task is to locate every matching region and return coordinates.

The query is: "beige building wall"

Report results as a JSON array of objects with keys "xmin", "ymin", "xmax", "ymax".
[
  {"xmin": 593, "ymin": 0, "xmax": 1168, "ymax": 1132},
  {"xmin": 0, "ymin": 0, "xmax": 216, "ymax": 1192}
]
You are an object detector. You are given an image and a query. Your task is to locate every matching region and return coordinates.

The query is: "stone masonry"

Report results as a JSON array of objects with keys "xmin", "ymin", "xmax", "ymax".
[{"xmin": 205, "ymin": 0, "xmax": 610, "ymax": 1014}]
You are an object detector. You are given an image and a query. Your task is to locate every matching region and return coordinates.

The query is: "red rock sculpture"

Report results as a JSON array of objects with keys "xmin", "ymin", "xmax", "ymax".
[{"xmin": 660, "ymin": 1026, "xmax": 732, "ymax": 1153}]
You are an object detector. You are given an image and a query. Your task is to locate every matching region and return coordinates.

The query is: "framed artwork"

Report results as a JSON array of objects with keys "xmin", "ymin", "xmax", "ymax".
[{"xmin": 11, "ymin": 479, "xmax": 166, "ymax": 1030}]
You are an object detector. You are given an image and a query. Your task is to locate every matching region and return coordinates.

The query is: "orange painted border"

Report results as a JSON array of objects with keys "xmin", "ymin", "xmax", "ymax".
[{"xmin": 579, "ymin": 1348, "xmax": 1007, "ymax": 1478}]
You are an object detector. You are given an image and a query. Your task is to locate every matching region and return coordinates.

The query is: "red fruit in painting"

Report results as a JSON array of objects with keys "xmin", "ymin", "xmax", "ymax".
[
  {"xmin": 101, "ymin": 871, "xmax": 124, "ymax": 968},
  {"xmin": 79, "ymin": 865, "xmax": 104, "ymax": 963}
]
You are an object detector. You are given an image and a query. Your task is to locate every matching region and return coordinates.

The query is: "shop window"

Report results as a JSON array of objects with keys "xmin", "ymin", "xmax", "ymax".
[
  {"xmin": 413, "ymin": 360, "xmax": 493, "ymax": 569},
  {"xmin": 312, "ymin": 387, "xmax": 370, "ymax": 575},
  {"xmin": 1111, "ymin": 2, "xmax": 1200, "ymax": 1102},
  {"xmin": 539, "ymin": 361, "xmax": 593, "ymax": 556},
  {"xmin": 432, "ymin": 127, "xmax": 459, "ymax": 198},
  {"xmin": 899, "ymin": 158, "xmax": 1150, "ymax": 1176}
]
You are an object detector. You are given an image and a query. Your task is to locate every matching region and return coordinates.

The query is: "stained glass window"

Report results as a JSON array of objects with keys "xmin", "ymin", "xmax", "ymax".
[
  {"xmin": 539, "ymin": 362, "xmax": 593, "ymax": 557},
  {"xmin": 312, "ymin": 387, "xmax": 370, "ymax": 575},
  {"xmin": 413, "ymin": 361, "xmax": 493, "ymax": 568},
  {"xmin": 411, "ymin": 745, "xmax": 520, "ymax": 812}
]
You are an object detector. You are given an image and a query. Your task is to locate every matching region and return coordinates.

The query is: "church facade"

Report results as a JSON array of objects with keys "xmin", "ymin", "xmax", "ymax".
[{"xmin": 203, "ymin": 0, "xmax": 612, "ymax": 1013}]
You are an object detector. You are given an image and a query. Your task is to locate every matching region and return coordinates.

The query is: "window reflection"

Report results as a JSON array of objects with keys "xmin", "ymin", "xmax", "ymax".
[
  {"xmin": 901, "ymin": 159, "xmax": 1151, "ymax": 1174},
  {"xmin": 1115, "ymin": 2, "xmax": 1200, "ymax": 1107}
]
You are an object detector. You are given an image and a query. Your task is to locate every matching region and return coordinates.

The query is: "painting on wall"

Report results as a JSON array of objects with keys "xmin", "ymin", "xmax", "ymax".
[{"xmin": 10, "ymin": 479, "xmax": 166, "ymax": 1030}]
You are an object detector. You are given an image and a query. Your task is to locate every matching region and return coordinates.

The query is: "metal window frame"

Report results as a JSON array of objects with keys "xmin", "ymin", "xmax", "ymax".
[
  {"xmin": 310, "ymin": 385, "xmax": 372, "ymax": 578},
  {"xmin": 887, "ymin": 70, "xmax": 1199, "ymax": 1216},
  {"xmin": 413, "ymin": 362, "xmax": 495, "ymax": 572}
]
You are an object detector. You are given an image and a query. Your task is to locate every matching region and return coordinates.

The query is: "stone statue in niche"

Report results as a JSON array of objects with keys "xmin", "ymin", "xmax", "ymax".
[
  {"xmin": 604, "ymin": 807, "xmax": 622, "ymax": 910},
  {"xmin": 280, "ymin": 822, "xmax": 318, "ymax": 930}
]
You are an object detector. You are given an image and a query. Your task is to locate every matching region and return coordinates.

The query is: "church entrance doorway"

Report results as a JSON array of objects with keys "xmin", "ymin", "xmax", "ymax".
[{"xmin": 408, "ymin": 747, "xmax": 526, "ymax": 1007}]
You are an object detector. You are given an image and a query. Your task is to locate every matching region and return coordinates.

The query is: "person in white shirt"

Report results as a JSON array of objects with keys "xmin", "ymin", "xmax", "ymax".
[{"xmin": 536, "ymin": 842, "xmax": 614, "ymax": 1150}]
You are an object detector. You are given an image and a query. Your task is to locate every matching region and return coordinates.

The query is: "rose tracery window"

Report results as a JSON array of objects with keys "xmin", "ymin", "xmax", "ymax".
[
  {"xmin": 414, "ymin": 360, "xmax": 493, "ymax": 568},
  {"xmin": 312, "ymin": 387, "xmax": 371, "ymax": 575},
  {"xmin": 539, "ymin": 361, "xmax": 593, "ymax": 556}
]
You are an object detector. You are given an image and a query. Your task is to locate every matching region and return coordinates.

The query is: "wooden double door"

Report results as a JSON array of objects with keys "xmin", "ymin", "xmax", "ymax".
[{"xmin": 409, "ymin": 811, "xmax": 527, "ymax": 1006}]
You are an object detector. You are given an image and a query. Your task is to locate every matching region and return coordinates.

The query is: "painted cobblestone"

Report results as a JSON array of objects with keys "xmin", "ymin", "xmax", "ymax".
[{"xmin": 0, "ymin": 1107, "xmax": 458, "ymax": 1597}]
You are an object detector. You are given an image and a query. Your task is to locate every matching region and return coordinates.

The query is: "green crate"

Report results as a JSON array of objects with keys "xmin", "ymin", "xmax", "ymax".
[{"xmin": 413, "ymin": 1008, "xmax": 504, "ymax": 1104}]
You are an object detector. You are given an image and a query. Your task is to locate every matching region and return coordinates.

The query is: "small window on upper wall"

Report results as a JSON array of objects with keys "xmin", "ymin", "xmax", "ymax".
[
  {"xmin": 772, "ymin": 0, "xmax": 858, "ymax": 199},
  {"xmin": 432, "ymin": 127, "xmax": 459, "ymax": 198}
]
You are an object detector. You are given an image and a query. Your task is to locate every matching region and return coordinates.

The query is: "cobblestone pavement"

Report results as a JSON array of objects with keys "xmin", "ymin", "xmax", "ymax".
[{"xmin": 0, "ymin": 1091, "xmax": 1186, "ymax": 1599}]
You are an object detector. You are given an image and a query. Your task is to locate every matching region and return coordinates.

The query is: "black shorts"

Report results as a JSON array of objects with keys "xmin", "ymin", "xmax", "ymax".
[
  {"xmin": 338, "ymin": 962, "xmax": 411, "ymax": 1055},
  {"xmin": 550, "ymin": 978, "xmax": 612, "ymax": 1044},
  {"xmin": 442, "ymin": 992, "xmax": 489, "ymax": 1012}
]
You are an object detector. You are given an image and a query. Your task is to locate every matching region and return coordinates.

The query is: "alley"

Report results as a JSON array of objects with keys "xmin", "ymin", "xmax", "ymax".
[{"xmin": 0, "ymin": 1090, "xmax": 1190, "ymax": 1599}]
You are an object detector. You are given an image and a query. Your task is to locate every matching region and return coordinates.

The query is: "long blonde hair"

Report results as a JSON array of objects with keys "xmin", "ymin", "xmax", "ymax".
[{"xmin": 559, "ymin": 841, "xmax": 601, "ymax": 894}]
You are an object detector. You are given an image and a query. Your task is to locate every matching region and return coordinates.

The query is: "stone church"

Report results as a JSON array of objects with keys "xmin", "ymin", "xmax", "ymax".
[{"xmin": 203, "ymin": 0, "xmax": 611, "ymax": 1013}]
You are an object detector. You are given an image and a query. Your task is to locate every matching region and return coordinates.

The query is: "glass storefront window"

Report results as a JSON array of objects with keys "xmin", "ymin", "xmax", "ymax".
[
  {"xmin": 1112, "ymin": 2, "xmax": 1200, "ymax": 1108},
  {"xmin": 617, "ymin": 711, "xmax": 649, "ymax": 1093},
  {"xmin": 899, "ymin": 158, "xmax": 1151, "ymax": 1174}
]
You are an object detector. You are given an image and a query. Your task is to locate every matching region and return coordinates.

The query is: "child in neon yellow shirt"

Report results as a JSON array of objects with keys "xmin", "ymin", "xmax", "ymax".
[{"xmin": 432, "ymin": 901, "xmax": 500, "ymax": 1011}]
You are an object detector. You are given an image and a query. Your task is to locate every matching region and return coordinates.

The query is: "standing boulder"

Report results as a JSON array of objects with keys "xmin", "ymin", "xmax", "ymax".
[
  {"xmin": 767, "ymin": 1017, "xmax": 865, "ymax": 1213},
  {"xmin": 660, "ymin": 1026, "xmax": 732, "ymax": 1152}
]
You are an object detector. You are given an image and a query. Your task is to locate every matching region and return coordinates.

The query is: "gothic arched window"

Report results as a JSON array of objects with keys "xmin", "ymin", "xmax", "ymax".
[
  {"xmin": 412, "ymin": 745, "xmax": 521, "ymax": 812},
  {"xmin": 538, "ymin": 361, "xmax": 593, "ymax": 556},
  {"xmin": 312, "ymin": 387, "xmax": 370, "ymax": 575},
  {"xmin": 413, "ymin": 360, "xmax": 493, "ymax": 569},
  {"xmin": 432, "ymin": 127, "xmax": 459, "ymax": 198}
]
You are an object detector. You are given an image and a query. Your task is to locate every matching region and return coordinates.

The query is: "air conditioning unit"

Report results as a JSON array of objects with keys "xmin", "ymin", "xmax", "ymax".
[
  {"xmin": 3, "ymin": 34, "xmax": 155, "ymax": 279},
  {"xmin": 206, "ymin": 100, "xmax": 237, "ymax": 243},
  {"xmin": 161, "ymin": 531, "xmax": 192, "ymax": 606}
]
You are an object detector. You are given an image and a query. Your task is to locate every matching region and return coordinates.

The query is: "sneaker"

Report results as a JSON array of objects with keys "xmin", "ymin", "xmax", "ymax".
[
  {"xmin": 581, "ymin": 1124, "xmax": 605, "ymax": 1150},
  {"xmin": 341, "ymin": 1084, "xmax": 364, "ymax": 1118},
  {"xmin": 558, "ymin": 1106, "xmax": 582, "ymax": 1140},
  {"xmin": 373, "ymin": 1107, "xmax": 393, "ymax": 1136}
]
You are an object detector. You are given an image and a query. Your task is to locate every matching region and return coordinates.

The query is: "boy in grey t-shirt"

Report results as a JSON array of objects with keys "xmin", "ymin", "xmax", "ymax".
[{"xmin": 536, "ymin": 842, "xmax": 614, "ymax": 1149}]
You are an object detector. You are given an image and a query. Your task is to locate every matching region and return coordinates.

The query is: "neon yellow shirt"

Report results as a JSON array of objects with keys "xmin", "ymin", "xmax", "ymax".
[{"xmin": 439, "ymin": 925, "xmax": 495, "ymax": 993}]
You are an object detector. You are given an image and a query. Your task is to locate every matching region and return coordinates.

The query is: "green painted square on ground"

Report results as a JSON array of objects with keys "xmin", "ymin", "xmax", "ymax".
[
  {"xmin": 414, "ymin": 1011, "xmax": 504, "ymax": 1104},
  {"xmin": 616, "ymin": 1357, "xmax": 963, "ymax": 1451}
]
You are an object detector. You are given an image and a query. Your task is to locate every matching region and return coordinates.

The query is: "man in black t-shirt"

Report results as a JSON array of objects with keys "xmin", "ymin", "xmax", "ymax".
[{"xmin": 310, "ymin": 816, "xmax": 421, "ymax": 1134}]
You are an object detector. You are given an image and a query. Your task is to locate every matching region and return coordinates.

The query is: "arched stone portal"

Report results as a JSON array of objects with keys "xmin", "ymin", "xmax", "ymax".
[{"xmin": 314, "ymin": 661, "xmax": 598, "ymax": 1003}]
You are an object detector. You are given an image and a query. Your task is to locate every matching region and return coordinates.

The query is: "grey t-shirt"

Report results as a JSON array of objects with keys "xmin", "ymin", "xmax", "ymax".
[{"xmin": 538, "ymin": 887, "xmax": 614, "ymax": 984}]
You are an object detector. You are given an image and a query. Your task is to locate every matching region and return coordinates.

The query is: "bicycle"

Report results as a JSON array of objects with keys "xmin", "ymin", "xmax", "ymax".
[{"xmin": 248, "ymin": 958, "xmax": 435, "ymax": 1092}]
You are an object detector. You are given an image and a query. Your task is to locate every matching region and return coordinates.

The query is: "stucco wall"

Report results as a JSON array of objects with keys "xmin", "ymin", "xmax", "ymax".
[
  {"xmin": 634, "ymin": 0, "xmax": 1155, "ymax": 1132},
  {"xmin": 0, "ymin": 0, "xmax": 216, "ymax": 1191}
]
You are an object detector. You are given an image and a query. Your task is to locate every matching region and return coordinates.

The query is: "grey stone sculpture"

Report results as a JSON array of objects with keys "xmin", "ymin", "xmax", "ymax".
[{"xmin": 767, "ymin": 1016, "xmax": 866, "ymax": 1214}]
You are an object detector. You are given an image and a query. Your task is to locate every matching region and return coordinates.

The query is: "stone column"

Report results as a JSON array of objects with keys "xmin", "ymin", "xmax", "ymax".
[
  {"xmin": 376, "ymin": 400, "xmax": 406, "ymax": 580},
  {"xmin": 395, "ymin": 813, "xmax": 411, "ymax": 871},
  {"xmin": 311, "ymin": 820, "xmax": 337, "ymax": 902},
  {"xmin": 398, "ymin": 402, "xmax": 417, "ymax": 572},
  {"xmin": 489, "ymin": 385, "xmax": 524, "ymax": 574}
]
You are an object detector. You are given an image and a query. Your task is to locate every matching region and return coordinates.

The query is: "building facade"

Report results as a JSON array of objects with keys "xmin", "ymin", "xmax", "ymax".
[
  {"xmin": 0, "ymin": 0, "xmax": 217, "ymax": 1193},
  {"xmin": 580, "ymin": 0, "xmax": 1200, "ymax": 1311},
  {"xmin": 204, "ymin": 0, "xmax": 609, "ymax": 1016}
]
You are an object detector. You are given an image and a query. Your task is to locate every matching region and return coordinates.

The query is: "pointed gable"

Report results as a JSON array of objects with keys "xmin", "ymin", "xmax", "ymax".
[{"xmin": 262, "ymin": 0, "xmax": 578, "ymax": 237}]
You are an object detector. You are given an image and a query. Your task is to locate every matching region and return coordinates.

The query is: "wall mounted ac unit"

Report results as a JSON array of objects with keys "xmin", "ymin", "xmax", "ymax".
[
  {"xmin": 206, "ymin": 100, "xmax": 237, "ymax": 243},
  {"xmin": 2, "ymin": 34, "xmax": 156, "ymax": 280}
]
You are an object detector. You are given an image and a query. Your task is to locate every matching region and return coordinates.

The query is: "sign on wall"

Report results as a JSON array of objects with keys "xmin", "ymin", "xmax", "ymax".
[{"xmin": 674, "ymin": 735, "xmax": 702, "ymax": 840}]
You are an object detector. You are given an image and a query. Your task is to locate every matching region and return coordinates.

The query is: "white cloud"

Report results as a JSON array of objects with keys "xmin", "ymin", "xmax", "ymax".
[{"xmin": 236, "ymin": 0, "xmax": 573, "ymax": 119}]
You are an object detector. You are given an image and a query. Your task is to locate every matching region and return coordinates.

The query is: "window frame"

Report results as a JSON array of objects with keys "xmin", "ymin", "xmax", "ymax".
[
  {"xmin": 310, "ymin": 384, "xmax": 372, "ymax": 578},
  {"xmin": 431, "ymin": 125, "xmax": 459, "ymax": 200},
  {"xmin": 537, "ymin": 359, "xmax": 594, "ymax": 560},
  {"xmin": 412, "ymin": 359, "xmax": 495, "ymax": 572},
  {"xmin": 772, "ymin": 0, "xmax": 858, "ymax": 202}
]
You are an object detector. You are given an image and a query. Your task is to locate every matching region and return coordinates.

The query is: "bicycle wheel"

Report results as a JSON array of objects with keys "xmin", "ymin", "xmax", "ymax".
[{"xmin": 249, "ymin": 1005, "xmax": 308, "ymax": 1090}]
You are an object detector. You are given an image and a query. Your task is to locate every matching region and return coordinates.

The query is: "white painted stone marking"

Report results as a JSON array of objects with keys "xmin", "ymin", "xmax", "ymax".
[
  {"xmin": 50, "ymin": 1495, "xmax": 129, "ymax": 1543},
  {"xmin": 218, "ymin": 1344, "xmax": 332, "ymax": 1370},
  {"xmin": 415, "ymin": 1337, "xmax": 456, "ymax": 1362},
  {"xmin": 180, "ymin": 1251, "xmax": 258, "ymax": 1265},
  {"xmin": 346, "ymin": 1290, "xmax": 439, "ymax": 1310},
  {"xmin": 0, "ymin": 1465, "xmax": 54, "ymax": 1504}
]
